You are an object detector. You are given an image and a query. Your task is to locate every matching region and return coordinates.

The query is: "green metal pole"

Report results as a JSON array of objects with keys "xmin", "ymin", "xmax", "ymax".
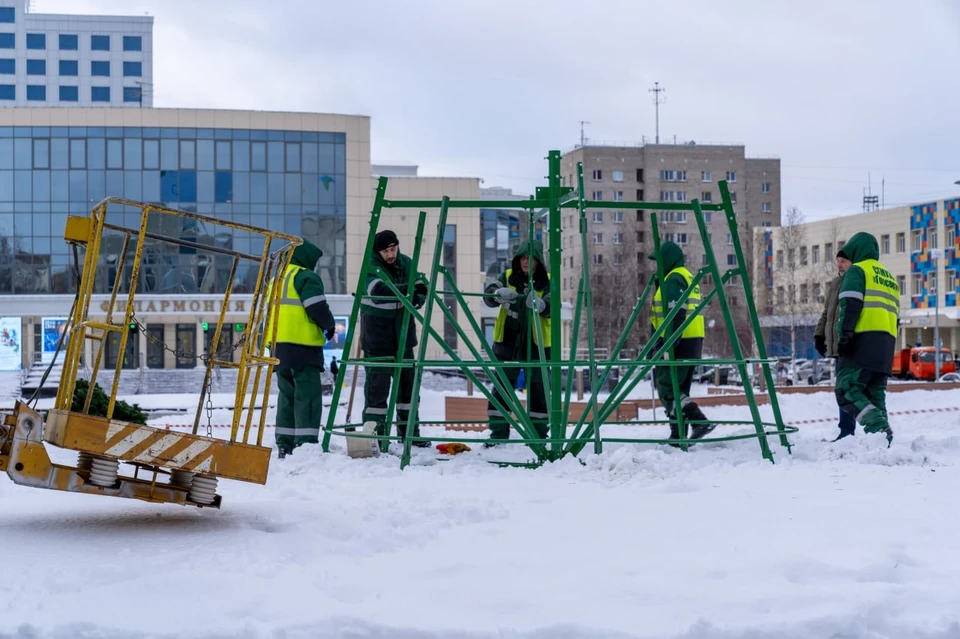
[
  {"xmin": 718, "ymin": 180, "xmax": 791, "ymax": 452},
  {"xmin": 322, "ymin": 176, "xmax": 387, "ymax": 451},
  {"xmin": 574, "ymin": 162, "xmax": 602, "ymax": 454},
  {"xmin": 691, "ymin": 196, "xmax": 774, "ymax": 462},
  {"xmin": 546, "ymin": 151, "xmax": 566, "ymax": 459}
]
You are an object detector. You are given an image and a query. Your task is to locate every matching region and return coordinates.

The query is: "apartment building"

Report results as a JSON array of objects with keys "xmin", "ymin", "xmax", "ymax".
[
  {"xmin": 559, "ymin": 142, "xmax": 781, "ymax": 354},
  {"xmin": 0, "ymin": 0, "xmax": 153, "ymax": 107},
  {"xmin": 756, "ymin": 197, "xmax": 960, "ymax": 358}
]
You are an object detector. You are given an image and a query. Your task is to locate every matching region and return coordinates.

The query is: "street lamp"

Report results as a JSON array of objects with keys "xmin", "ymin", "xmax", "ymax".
[{"xmin": 931, "ymin": 248, "xmax": 943, "ymax": 380}]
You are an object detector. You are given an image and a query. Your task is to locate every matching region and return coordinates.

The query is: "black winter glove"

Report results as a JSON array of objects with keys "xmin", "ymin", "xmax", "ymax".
[
  {"xmin": 414, "ymin": 281, "xmax": 428, "ymax": 297},
  {"xmin": 814, "ymin": 335, "xmax": 827, "ymax": 357},
  {"xmin": 837, "ymin": 335, "xmax": 854, "ymax": 357},
  {"xmin": 324, "ymin": 327, "xmax": 337, "ymax": 342}
]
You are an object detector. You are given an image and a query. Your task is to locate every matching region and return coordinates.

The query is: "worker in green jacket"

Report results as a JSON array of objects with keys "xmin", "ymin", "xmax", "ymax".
[
  {"xmin": 269, "ymin": 240, "xmax": 336, "ymax": 459},
  {"xmin": 482, "ymin": 240, "xmax": 551, "ymax": 444},
  {"xmin": 360, "ymin": 230, "xmax": 430, "ymax": 447},
  {"xmin": 649, "ymin": 241, "xmax": 712, "ymax": 444},
  {"xmin": 834, "ymin": 232, "xmax": 898, "ymax": 446}
]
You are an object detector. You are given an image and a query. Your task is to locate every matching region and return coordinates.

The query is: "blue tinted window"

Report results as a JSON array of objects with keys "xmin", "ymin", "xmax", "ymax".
[
  {"xmin": 122, "ymin": 35, "xmax": 142, "ymax": 51},
  {"xmin": 26, "ymin": 59, "xmax": 45, "ymax": 75},
  {"xmin": 0, "ymin": 33, "xmax": 14, "ymax": 49},
  {"xmin": 179, "ymin": 171, "xmax": 197, "ymax": 202},
  {"xmin": 122, "ymin": 61, "xmax": 141, "ymax": 77},
  {"xmin": 143, "ymin": 139, "xmax": 159, "ymax": 169},
  {"xmin": 26, "ymin": 33, "xmax": 45, "ymax": 50},
  {"xmin": 0, "ymin": 58, "xmax": 11, "ymax": 74},
  {"xmin": 106, "ymin": 139, "xmax": 122, "ymax": 169},
  {"xmin": 251, "ymin": 142, "xmax": 266, "ymax": 171},
  {"xmin": 50, "ymin": 139, "xmax": 67, "ymax": 168},
  {"xmin": 32, "ymin": 170, "xmax": 49, "ymax": 201},
  {"xmin": 232, "ymin": 141, "xmax": 249, "ymax": 171},
  {"xmin": 26, "ymin": 85, "xmax": 45, "ymax": 101},
  {"xmin": 0, "ymin": 8, "xmax": 13, "ymax": 23},
  {"xmin": 215, "ymin": 172, "xmax": 232, "ymax": 203},
  {"xmin": 197, "ymin": 171, "xmax": 214, "ymax": 202},
  {"xmin": 179, "ymin": 140, "xmax": 195, "ymax": 169},
  {"xmin": 59, "ymin": 34, "xmax": 78, "ymax": 50},
  {"xmin": 33, "ymin": 139, "xmax": 49, "ymax": 168},
  {"xmin": 91, "ymin": 86, "xmax": 110, "ymax": 102},
  {"xmin": 216, "ymin": 141, "xmax": 230, "ymax": 170},
  {"xmin": 123, "ymin": 86, "xmax": 141, "ymax": 102},
  {"xmin": 91, "ymin": 35, "xmax": 109, "ymax": 50},
  {"xmin": 59, "ymin": 60, "xmax": 78, "ymax": 76},
  {"xmin": 267, "ymin": 142, "xmax": 283, "ymax": 172},
  {"xmin": 124, "ymin": 139, "xmax": 142, "ymax": 170},
  {"xmin": 86, "ymin": 138, "xmax": 104, "ymax": 169},
  {"xmin": 59, "ymin": 85, "xmax": 78, "ymax": 102},
  {"xmin": 91, "ymin": 61, "xmax": 110, "ymax": 76},
  {"xmin": 285, "ymin": 143, "xmax": 300, "ymax": 172},
  {"xmin": 197, "ymin": 140, "xmax": 214, "ymax": 170},
  {"xmin": 70, "ymin": 139, "xmax": 85, "ymax": 168}
]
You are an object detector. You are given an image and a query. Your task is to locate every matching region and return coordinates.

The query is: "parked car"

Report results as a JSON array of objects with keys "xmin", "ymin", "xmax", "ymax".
[{"xmin": 937, "ymin": 372, "xmax": 960, "ymax": 383}]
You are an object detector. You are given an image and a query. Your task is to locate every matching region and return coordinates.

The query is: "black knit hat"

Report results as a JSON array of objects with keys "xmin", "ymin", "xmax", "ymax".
[
  {"xmin": 836, "ymin": 247, "xmax": 849, "ymax": 260},
  {"xmin": 374, "ymin": 230, "xmax": 399, "ymax": 252}
]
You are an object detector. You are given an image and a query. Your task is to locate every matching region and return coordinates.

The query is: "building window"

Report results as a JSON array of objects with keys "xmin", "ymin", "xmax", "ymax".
[
  {"xmin": 613, "ymin": 253, "xmax": 623, "ymax": 265},
  {"xmin": 659, "ymin": 190, "xmax": 687, "ymax": 202},
  {"xmin": 761, "ymin": 221, "xmax": 772, "ymax": 228},
  {"xmin": 912, "ymin": 274, "xmax": 922, "ymax": 296},
  {"xmin": 787, "ymin": 248, "xmax": 795, "ymax": 267},
  {"xmin": 26, "ymin": 59, "xmax": 45, "ymax": 75},
  {"xmin": 59, "ymin": 59, "xmax": 78, "ymax": 76},
  {"xmin": 59, "ymin": 85, "xmax": 78, "ymax": 102},
  {"xmin": 0, "ymin": 7, "xmax": 14, "ymax": 22},
  {"xmin": 761, "ymin": 202, "xmax": 772, "ymax": 213},
  {"xmin": 929, "ymin": 225, "xmax": 939, "ymax": 249},
  {"xmin": 592, "ymin": 190, "xmax": 602, "ymax": 201},
  {"xmin": 659, "ymin": 170, "xmax": 687, "ymax": 182},
  {"xmin": 761, "ymin": 182, "xmax": 771, "ymax": 193},
  {"xmin": 946, "ymin": 270, "xmax": 956, "ymax": 296},
  {"xmin": 726, "ymin": 171, "xmax": 737, "ymax": 182},
  {"xmin": 636, "ymin": 189, "xmax": 644, "ymax": 200},
  {"xmin": 91, "ymin": 86, "xmax": 110, "ymax": 102},
  {"xmin": 26, "ymin": 33, "xmax": 45, "ymax": 50},
  {"xmin": 26, "ymin": 85, "xmax": 45, "ymax": 101},
  {"xmin": 106, "ymin": 330, "xmax": 139, "ymax": 369},
  {"xmin": 146, "ymin": 325, "xmax": 164, "ymax": 368},
  {"xmin": 912, "ymin": 230, "xmax": 922, "ymax": 252},
  {"xmin": 0, "ymin": 58, "xmax": 12, "ymax": 74},
  {"xmin": 91, "ymin": 34, "xmax": 110, "ymax": 51},
  {"xmin": 726, "ymin": 232, "xmax": 733, "ymax": 245},
  {"xmin": 59, "ymin": 33, "xmax": 78, "ymax": 50},
  {"xmin": 593, "ymin": 233, "xmax": 603, "ymax": 245},
  {"xmin": 123, "ymin": 61, "xmax": 142, "ymax": 77},
  {"xmin": 592, "ymin": 211, "xmax": 603, "ymax": 223},
  {"xmin": 727, "ymin": 254, "xmax": 737, "ymax": 266},
  {"xmin": 613, "ymin": 233, "xmax": 624, "ymax": 245},
  {"xmin": 612, "ymin": 170, "xmax": 624, "ymax": 182},
  {"xmin": 612, "ymin": 211, "xmax": 624, "ymax": 223},
  {"xmin": 91, "ymin": 60, "xmax": 110, "ymax": 76},
  {"xmin": 815, "ymin": 283, "xmax": 823, "ymax": 302},
  {"xmin": 897, "ymin": 275, "xmax": 906, "ymax": 296},
  {"xmin": 701, "ymin": 171, "xmax": 712, "ymax": 182},
  {"xmin": 636, "ymin": 168, "xmax": 644, "ymax": 182},
  {"xmin": 0, "ymin": 33, "xmax": 14, "ymax": 48},
  {"xmin": 812, "ymin": 245, "xmax": 820, "ymax": 264},
  {"xmin": 664, "ymin": 233, "xmax": 688, "ymax": 245},
  {"xmin": 881, "ymin": 234, "xmax": 890, "ymax": 254},
  {"xmin": 948, "ymin": 224, "xmax": 957, "ymax": 248},
  {"xmin": 0, "ymin": 84, "xmax": 13, "ymax": 100},
  {"xmin": 788, "ymin": 284, "xmax": 796, "ymax": 304},
  {"xmin": 636, "ymin": 230, "xmax": 645, "ymax": 243},
  {"xmin": 701, "ymin": 191, "xmax": 712, "ymax": 202},
  {"xmin": 593, "ymin": 254, "xmax": 603, "ymax": 265},
  {"xmin": 729, "ymin": 192, "xmax": 737, "ymax": 204},
  {"xmin": 777, "ymin": 287, "xmax": 785, "ymax": 305},
  {"xmin": 663, "ymin": 211, "xmax": 687, "ymax": 223},
  {"xmin": 896, "ymin": 232, "xmax": 906, "ymax": 253},
  {"xmin": 776, "ymin": 250, "xmax": 784, "ymax": 268},
  {"xmin": 123, "ymin": 35, "xmax": 143, "ymax": 51},
  {"xmin": 592, "ymin": 169, "xmax": 602, "ymax": 181},
  {"xmin": 123, "ymin": 86, "xmax": 142, "ymax": 102},
  {"xmin": 612, "ymin": 191, "xmax": 623, "ymax": 201},
  {"xmin": 800, "ymin": 283, "xmax": 809, "ymax": 304},
  {"xmin": 800, "ymin": 246, "xmax": 808, "ymax": 265}
]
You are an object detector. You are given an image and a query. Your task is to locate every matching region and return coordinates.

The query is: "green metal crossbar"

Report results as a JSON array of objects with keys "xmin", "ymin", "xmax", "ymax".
[{"xmin": 322, "ymin": 150, "xmax": 794, "ymax": 468}]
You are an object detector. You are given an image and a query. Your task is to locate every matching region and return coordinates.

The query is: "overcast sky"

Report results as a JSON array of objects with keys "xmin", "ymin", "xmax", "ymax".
[{"xmin": 37, "ymin": 0, "xmax": 960, "ymax": 222}]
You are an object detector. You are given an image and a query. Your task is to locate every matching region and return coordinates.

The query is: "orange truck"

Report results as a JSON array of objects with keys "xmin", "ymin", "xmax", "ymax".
[{"xmin": 891, "ymin": 347, "xmax": 956, "ymax": 380}]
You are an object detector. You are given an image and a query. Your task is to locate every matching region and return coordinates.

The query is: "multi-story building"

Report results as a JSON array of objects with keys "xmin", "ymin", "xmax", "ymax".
[
  {"xmin": 559, "ymin": 142, "xmax": 781, "ymax": 355},
  {"xmin": 0, "ymin": 0, "xmax": 153, "ymax": 108},
  {"xmin": 0, "ymin": 107, "xmax": 489, "ymax": 384},
  {"xmin": 756, "ymin": 196, "xmax": 960, "ymax": 359}
]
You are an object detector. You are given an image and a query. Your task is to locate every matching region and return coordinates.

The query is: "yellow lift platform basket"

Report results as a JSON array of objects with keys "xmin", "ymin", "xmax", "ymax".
[{"xmin": 0, "ymin": 198, "xmax": 301, "ymax": 508}]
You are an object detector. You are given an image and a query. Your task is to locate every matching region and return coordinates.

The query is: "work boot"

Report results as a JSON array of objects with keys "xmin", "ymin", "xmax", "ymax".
[
  {"xmin": 667, "ymin": 422, "xmax": 687, "ymax": 448},
  {"xmin": 881, "ymin": 426, "xmax": 893, "ymax": 448},
  {"xmin": 684, "ymin": 403, "xmax": 715, "ymax": 440},
  {"xmin": 277, "ymin": 448, "xmax": 290, "ymax": 460}
]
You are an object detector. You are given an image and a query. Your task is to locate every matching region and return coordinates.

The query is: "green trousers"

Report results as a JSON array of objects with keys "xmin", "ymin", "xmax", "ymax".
[
  {"xmin": 654, "ymin": 363, "xmax": 695, "ymax": 417},
  {"xmin": 275, "ymin": 365, "xmax": 323, "ymax": 452},
  {"xmin": 835, "ymin": 367, "xmax": 889, "ymax": 433},
  {"xmin": 487, "ymin": 359, "xmax": 548, "ymax": 441}
]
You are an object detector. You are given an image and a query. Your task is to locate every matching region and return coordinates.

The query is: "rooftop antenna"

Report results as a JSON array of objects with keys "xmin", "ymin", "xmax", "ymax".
[
  {"xmin": 862, "ymin": 172, "xmax": 879, "ymax": 212},
  {"xmin": 578, "ymin": 120, "xmax": 590, "ymax": 147},
  {"xmin": 649, "ymin": 81, "xmax": 665, "ymax": 144}
]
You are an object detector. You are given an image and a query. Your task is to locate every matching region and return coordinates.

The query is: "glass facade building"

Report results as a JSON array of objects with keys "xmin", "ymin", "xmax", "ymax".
[{"xmin": 0, "ymin": 125, "xmax": 348, "ymax": 296}]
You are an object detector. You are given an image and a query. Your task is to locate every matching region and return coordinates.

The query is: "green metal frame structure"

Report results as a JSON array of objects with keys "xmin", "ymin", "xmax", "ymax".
[{"xmin": 321, "ymin": 150, "xmax": 796, "ymax": 468}]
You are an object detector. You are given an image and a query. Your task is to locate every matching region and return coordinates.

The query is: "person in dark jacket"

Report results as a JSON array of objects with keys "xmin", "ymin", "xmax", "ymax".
[
  {"xmin": 329, "ymin": 357, "xmax": 339, "ymax": 378},
  {"xmin": 483, "ymin": 240, "xmax": 551, "ymax": 443},
  {"xmin": 834, "ymin": 232, "xmax": 898, "ymax": 446},
  {"xmin": 815, "ymin": 251, "xmax": 856, "ymax": 440},
  {"xmin": 649, "ymin": 241, "xmax": 712, "ymax": 444},
  {"xmin": 360, "ymin": 230, "xmax": 430, "ymax": 447},
  {"xmin": 270, "ymin": 240, "xmax": 336, "ymax": 458}
]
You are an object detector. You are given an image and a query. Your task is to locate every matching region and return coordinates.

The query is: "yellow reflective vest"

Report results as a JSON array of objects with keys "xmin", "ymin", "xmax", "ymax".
[
  {"xmin": 650, "ymin": 266, "xmax": 705, "ymax": 339},
  {"xmin": 267, "ymin": 264, "xmax": 327, "ymax": 346},
  {"xmin": 851, "ymin": 258, "xmax": 899, "ymax": 338},
  {"xmin": 493, "ymin": 268, "xmax": 551, "ymax": 348}
]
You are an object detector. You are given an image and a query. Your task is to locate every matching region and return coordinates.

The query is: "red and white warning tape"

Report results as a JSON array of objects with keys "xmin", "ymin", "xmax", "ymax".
[{"xmin": 159, "ymin": 405, "xmax": 960, "ymax": 432}]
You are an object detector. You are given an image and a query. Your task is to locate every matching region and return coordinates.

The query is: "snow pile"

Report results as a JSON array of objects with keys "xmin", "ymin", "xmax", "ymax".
[{"xmin": 2, "ymin": 389, "xmax": 960, "ymax": 638}]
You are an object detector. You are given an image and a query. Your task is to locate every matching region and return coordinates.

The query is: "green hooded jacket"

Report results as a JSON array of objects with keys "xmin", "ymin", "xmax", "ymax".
[
  {"xmin": 275, "ymin": 239, "xmax": 335, "ymax": 369},
  {"xmin": 836, "ymin": 231, "xmax": 897, "ymax": 373},
  {"xmin": 649, "ymin": 241, "xmax": 703, "ymax": 358},
  {"xmin": 360, "ymin": 249, "xmax": 424, "ymax": 355},
  {"xmin": 483, "ymin": 240, "xmax": 550, "ymax": 360}
]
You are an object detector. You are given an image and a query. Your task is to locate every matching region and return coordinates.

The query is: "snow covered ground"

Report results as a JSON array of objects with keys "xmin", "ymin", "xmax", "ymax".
[{"xmin": 3, "ymin": 387, "xmax": 960, "ymax": 638}]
